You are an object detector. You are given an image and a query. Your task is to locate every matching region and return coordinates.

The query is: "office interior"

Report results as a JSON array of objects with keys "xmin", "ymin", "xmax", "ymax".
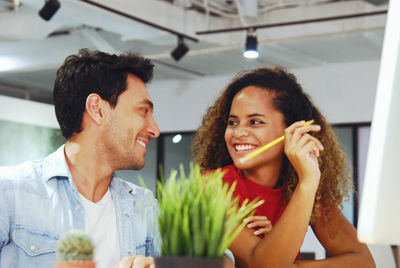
[{"xmin": 0, "ymin": 0, "xmax": 397, "ymax": 266}]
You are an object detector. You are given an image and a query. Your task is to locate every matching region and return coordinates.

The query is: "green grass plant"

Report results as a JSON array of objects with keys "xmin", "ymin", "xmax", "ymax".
[{"xmin": 157, "ymin": 164, "xmax": 263, "ymax": 257}]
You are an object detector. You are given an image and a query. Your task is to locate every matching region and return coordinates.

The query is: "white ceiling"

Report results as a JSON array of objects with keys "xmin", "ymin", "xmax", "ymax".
[{"xmin": 0, "ymin": 0, "xmax": 388, "ymax": 103}]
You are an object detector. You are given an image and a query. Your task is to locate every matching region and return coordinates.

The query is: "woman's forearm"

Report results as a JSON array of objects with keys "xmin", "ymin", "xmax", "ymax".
[{"xmin": 249, "ymin": 181, "xmax": 318, "ymax": 267}]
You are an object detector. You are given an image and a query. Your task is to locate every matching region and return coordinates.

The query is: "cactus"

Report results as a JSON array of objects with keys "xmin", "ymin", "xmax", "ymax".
[{"xmin": 56, "ymin": 229, "xmax": 94, "ymax": 262}]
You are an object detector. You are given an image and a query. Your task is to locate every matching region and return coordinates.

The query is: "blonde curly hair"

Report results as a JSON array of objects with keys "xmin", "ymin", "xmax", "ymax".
[{"xmin": 192, "ymin": 67, "xmax": 353, "ymax": 223}]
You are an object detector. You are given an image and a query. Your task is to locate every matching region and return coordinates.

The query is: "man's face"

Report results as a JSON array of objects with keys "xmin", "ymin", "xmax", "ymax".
[{"xmin": 102, "ymin": 73, "xmax": 160, "ymax": 170}]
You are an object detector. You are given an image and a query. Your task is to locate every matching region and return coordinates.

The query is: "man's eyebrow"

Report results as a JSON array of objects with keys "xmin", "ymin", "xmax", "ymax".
[{"xmin": 139, "ymin": 99, "xmax": 154, "ymax": 109}]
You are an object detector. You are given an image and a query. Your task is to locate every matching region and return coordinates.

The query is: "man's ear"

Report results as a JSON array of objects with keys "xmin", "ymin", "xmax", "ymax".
[{"xmin": 85, "ymin": 93, "xmax": 106, "ymax": 125}]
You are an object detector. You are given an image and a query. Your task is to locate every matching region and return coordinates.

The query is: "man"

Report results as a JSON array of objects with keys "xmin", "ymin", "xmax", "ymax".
[{"xmin": 0, "ymin": 49, "xmax": 160, "ymax": 268}]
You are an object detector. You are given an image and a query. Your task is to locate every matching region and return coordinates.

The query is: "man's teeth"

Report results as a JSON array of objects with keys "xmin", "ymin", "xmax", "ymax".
[
  {"xmin": 235, "ymin": 145, "xmax": 255, "ymax": 151},
  {"xmin": 137, "ymin": 140, "xmax": 146, "ymax": 148}
]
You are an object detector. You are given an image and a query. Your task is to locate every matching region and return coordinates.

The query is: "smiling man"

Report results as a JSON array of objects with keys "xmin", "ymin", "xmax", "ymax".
[{"xmin": 0, "ymin": 49, "xmax": 160, "ymax": 268}]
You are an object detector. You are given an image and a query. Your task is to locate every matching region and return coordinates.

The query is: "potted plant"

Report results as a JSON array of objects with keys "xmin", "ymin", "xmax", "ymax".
[
  {"xmin": 155, "ymin": 164, "xmax": 263, "ymax": 268},
  {"xmin": 54, "ymin": 229, "xmax": 96, "ymax": 268}
]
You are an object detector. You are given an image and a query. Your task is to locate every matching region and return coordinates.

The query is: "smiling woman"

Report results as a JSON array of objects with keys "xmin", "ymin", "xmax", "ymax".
[{"xmin": 192, "ymin": 67, "xmax": 375, "ymax": 268}]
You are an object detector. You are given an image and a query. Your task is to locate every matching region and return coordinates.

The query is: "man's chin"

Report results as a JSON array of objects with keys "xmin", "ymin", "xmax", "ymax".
[
  {"xmin": 119, "ymin": 159, "xmax": 145, "ymax": 171},
  {"xmin": 131, "ymin": 161, "xmax": 145, "ymax": 170}
]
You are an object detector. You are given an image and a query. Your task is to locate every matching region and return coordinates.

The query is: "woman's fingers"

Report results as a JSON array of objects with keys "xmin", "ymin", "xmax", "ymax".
[
  {"xmin": 292, "ymin": 134, "xmax": 323, "ymax": 155},
  {"xmin": 284, "ymin": 119, "xmax": 323, "ymax": 153},
  {"xmin": 254, "ymin": 227, "xmax": 273, "ymax": 236},
  {"xmin": 243, "ymin": 215, "xmax": 269, "ymax": 223},
  {"xmin": 244, "ymin": 216, "xmax": 273, "ymax": 236},
  {"xmin": 284, "ymin": 121, "xmax": 323, "ymax": 187},
  {"xmin": 285, "ymin": 121, "xmax": 321, "ymax": 141},
  {"xmin": 285, "ymin": 134, "xmax": 323, "ymax": 161},
  {"xmin": 247, "ymin": 220, "xmax": 272, "ymax": 228},
  {"xmin": 285, "ymin": 120, "xmax": 308, "ymax": 136}
]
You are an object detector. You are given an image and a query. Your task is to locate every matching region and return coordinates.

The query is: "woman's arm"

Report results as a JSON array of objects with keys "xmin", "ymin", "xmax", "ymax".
[
  {"xmin": 230, "ymin": 181, "xmax": 318, "ymax": 268},
  {"xmin": 229, "ymin": 121, "xmax": 324, "ymax": 268},
  {"xmin": 292, "ymin": 207, "xmax": 375, "ymax": 268}
]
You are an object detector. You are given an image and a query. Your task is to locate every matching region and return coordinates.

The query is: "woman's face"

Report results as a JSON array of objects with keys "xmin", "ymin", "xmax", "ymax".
[{"xmin": 224, "ymin": 86, "xmax": 286, "ymax": 170}]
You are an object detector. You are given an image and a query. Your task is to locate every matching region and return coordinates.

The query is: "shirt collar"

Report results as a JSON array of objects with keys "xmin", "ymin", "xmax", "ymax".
[
  {"xmin": 110, "ymin": 175, "xmax": 138, "ymax": 199},
  {"xmin": 41, "ymin": 144, "xmax": 139, "ymax": 199},
  {"xmin": 42, "ymin": 144, "xmax": 70, "ymax": 182}
]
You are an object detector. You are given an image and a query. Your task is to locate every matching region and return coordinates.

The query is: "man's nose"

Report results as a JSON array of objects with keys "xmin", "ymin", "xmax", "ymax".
[{"xmin": 147, "ymin": 116, "xmax": 160, "ymax": 138}]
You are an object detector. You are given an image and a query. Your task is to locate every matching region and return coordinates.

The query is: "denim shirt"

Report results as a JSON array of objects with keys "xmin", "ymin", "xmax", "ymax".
[{"xmin": 0, "ymin": 145, "xmax": 160, "ymax": 268}]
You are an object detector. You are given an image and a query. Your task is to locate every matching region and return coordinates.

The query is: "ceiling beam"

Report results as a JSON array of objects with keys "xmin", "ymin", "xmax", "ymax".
[{"xmin": 362, "ymin": 0, "xmax": 388, "ymax": 6}]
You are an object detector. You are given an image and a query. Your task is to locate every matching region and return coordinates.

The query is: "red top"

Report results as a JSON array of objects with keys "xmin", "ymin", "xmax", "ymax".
[
  {"xmin": 221, "ymin": 164, "xmax": 287, "ymax": 226},
  {"xmin": 220, "ymin": 164, "xmax": 301, "ymax": 260}
]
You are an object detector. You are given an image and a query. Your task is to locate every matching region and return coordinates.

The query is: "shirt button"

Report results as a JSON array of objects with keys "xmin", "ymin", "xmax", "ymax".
[
  {"xmin": 75, "ymin": 205, "xmax": 80, "ymax": 210},
  {"xmin": 125, "ymin": 213, "xmax": 130, "ymax": 218},
  {"xmin": 30, "ymin": 245, "xmax": 35, "ymax": 251}
]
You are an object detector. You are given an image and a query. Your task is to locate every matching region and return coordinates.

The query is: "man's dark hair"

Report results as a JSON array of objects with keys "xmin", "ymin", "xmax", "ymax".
[{"xmin": 53, "ymin": 48, "xmax": 154, "ymax": 139}]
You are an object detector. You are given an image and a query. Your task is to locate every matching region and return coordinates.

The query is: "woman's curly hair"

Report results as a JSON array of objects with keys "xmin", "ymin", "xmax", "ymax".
[{"xmin": 192, "ymin": 67, "xmax": 353, "ymax": 223}]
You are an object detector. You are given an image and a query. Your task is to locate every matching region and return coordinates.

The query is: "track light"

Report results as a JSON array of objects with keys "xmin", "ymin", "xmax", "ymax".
[
  {"xmin": 243, "ymin": 28, "xmax": 259, "ymax": 59},
  {"xmin": 38, "ymin": 0, "xmax": 61, "ymax": 21},
  {"xmin": 172, "ymin": 134, "xmax": 182, "ymax": 144},
  {"xmin": 171, "ymin": 36, "xmax": 189, "ymax": 61}
]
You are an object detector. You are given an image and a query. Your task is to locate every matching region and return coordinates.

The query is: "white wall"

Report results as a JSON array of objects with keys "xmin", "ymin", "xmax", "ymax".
[
  {"xmin": 294, "ymin": 61, "xmax": 380, "ymax": 124},
  {"xmin": 0, "ymin": 95, "xmax": 58, "ymax": 128},
  {"xmin": 0, "ymin": 59, "xmax": 379, "ymax": 133},
  {"xmin": 150, "ymin": 60, "xmax": 380, "ymax": 133}
]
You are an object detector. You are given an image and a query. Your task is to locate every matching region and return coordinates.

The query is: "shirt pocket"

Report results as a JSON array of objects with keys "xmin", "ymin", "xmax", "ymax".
[
  {"xmin": 135, "ymin": 237, "xmax": 154, "ymax": 256},
  {"xmin": 12, "ymin": 226, "xmax": 59, "ymax": 256}
]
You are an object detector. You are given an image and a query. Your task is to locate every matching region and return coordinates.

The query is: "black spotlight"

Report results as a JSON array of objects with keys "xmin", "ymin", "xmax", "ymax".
[
  {"xmin": 171, "ymin": 36, "xmax": 189, "ymax": 61},
  {"xmin": 243, "ymin": 28, "xmax": 259, "ymax": 59},
  {"xmin": 38, "ymin": 0, "xmax": 61, "ymax": 21}
]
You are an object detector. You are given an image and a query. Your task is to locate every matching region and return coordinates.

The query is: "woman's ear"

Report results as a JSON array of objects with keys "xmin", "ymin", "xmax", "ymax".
[{"xmin": 85, "ymin": 93, "xmax": 105, "ymax": 125}]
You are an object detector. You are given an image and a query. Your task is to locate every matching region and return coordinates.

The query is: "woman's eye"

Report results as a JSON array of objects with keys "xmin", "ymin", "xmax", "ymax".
[
  {"xmin": 251, "ymin": 119, "xmax": 264, "ymax": 125},
  {"xmin": 228, "ymin": 120, "xmax": 238, "ymax": 126}
]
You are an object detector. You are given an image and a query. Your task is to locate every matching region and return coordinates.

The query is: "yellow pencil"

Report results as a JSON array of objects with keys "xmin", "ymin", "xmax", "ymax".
[{"xmin": 239, "ymin": 120, "xmax": 314, "ymax": 164}]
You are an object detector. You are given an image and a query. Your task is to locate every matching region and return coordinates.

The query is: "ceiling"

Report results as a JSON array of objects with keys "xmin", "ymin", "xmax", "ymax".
[{"xmin": 0, "ymin": 0, "xmax": 388, "ymax": 103}]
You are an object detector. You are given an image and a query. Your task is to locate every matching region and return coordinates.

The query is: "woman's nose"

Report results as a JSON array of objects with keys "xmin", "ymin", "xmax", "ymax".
[{"xmin": 233, "ymin": 126, "xmax": 249, "ymax": 138}]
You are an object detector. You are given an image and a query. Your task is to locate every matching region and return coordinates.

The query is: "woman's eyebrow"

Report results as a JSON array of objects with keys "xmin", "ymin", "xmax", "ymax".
[
  {"xmin": 228, "ymin": 113, "xmax": 265, "ymax": 118},
  {"xmin": 248, "ymin": 113, "xmax": 265, "ymax": 118}
]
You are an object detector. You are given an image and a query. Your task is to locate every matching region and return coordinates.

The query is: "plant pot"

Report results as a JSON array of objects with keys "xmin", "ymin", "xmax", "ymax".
[
  {"xmin": 155, "ymin": 257, "xmax": 224, "ymax": 268},
  {"xmin": 54, "ymin": 261, "xmax": 96, "ymax": 268}
]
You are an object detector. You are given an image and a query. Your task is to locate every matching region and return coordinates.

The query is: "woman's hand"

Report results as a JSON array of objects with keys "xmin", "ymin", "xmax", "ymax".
[
  {"xmin": 244, "ymin": 215, "xmax": 272, "ymax": 237},
  {"xmin": 284, "ymin": 120, "xmax": 324, "ymax": 189}
]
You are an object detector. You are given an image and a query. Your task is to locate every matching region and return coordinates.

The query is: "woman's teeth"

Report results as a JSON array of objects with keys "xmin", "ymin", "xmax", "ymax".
[{"xmin": 235, "ymin": 144, "xmax": 255, "ymax": 151}]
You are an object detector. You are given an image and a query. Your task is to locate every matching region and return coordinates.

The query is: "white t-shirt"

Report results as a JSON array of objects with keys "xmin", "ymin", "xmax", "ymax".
[{"xmin": 79, "ymin": 189, "xmax": 121, "ymax": 268}]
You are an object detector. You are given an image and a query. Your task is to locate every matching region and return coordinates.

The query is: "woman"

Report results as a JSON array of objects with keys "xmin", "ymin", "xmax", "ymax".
[{"xmin": 192, "ymin": 67, "xmax": 375, "ymax": 267}]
